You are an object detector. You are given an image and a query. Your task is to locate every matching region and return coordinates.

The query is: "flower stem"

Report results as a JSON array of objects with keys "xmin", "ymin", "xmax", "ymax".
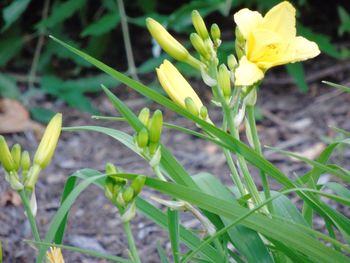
[
  {"xmin": 246, "ymin": 105, "xmax": 274, "ymax": 214},
  {"xmin": 18, "ymin": 190, "xmax": 41, "ymax": 242},
  {"xmin": 122, "ymin": 221, "xmax": 141, "ymax": 263}
]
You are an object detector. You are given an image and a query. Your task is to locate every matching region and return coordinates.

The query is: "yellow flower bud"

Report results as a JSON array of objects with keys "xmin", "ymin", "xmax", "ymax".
[
  {"xmin": 210, "ymin": 23, "xmax": 221, "ymax": 40},
  {"xmin": 138, "ymin": 107, "xmax": 150, "ymax": 127},
  {"xmin": 218, "ymin": 64, "xmax": 231, "ymax": 99},
  {"xmin": 0, "ymin": 136, "xmax": 16, "ymax": 173},
  {"xmin": 11, "ymin": 144, "xmax": 21, "ymax": 172},
  {"xmin": 190, "ymin": 33, "xmax": 211, "ymax": 60},
  {"xmin": 192, "ymin": 10, "xmax": 209, "ymax": 39},
  {"xmin": 131, "ymin": 175, "xmax": 146, "ymax": 196},
  {"xmin": 148, "ymin": 110, "xmax": 163, "ymax": 144},
  {"xmin": 146, "ymin": 18, "xmax": 201, "ymax": 68},
  {"xmin": 47, "ymin": 247, "xmax": 65, "ymax": 263},
  {"xmin": 156, "ymin": 60, "xmax": 203, "ymax": 113},
  {"xmin": 185, "ymin": 97, "xmax": 199, "ymax": 116},
  {"xmin": 33, "ymin": 113, "xmax": 62, "ymax": 170},
  {"xmin": 136, "ymin": 128, "xmax": 149, "ymax": 148}
]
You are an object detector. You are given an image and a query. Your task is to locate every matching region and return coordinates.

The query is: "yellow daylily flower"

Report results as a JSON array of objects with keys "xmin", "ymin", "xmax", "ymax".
[
  {"xmin": 234, "ymin": 1, "xmax": 320, "ymax": 86},
  {"xmin": 47, "ymin": 247, "xmax": 65, "ymax": 263},
  {"xmin": 156, "ymin": 60, "xmax": 203, "ymax": 112}
]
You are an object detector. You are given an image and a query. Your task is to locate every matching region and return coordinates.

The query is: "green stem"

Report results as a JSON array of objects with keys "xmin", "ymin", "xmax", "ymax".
[
  {"xmin": 246, "ymin": 105, "xmax": 273, "ymax": 213},
  {"xmin": 153, "ymin": 165, "xmax": 167, "ymax": 181},
  {"xmin": 117, "ymin": 0, "xmax": 139, "ymax": 81},
  {"xmin": 122, "ymin": 221, "xmax": 141, "ymax": 263},
  {"xmin": 18, "ymin": 190, "xmax": 41, "ymax": 242}
]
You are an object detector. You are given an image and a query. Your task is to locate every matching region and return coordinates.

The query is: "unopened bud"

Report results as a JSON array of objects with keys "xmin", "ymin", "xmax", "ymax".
[
  {"xmin": 0, "ymin": 136, "xmax": 16, "ymax": 173},
  {"xmin": 136, "ymin": 128, "xmax": 149, "ymax": 148},
  {"xmin": 148, "ymin": 110, "xmax": 163, "ymax": 144},
  {"xmin": 235, "ymin": 28, "xmax": 245, "ymax": 59},
  {"xmin": 200, "ymin": 106, "xmax": 208, "ymax": 120},
  {"xmin": 244, "ymin": 89, "xmax": 257, "ymax": 106},
  {"xmin": 218, "ymin": 64, "xmax": 231, "ymax": 99},
  {"xmin": 11, "ymin": 144, "xmax": 21, "ymax": 171},
  {"xmin": 131, "ymin": 175, "xmax": 146, "ymax": 196},
  {"xmin": 192, "ymin": 10, "xmax": 209, "ymax": 39},
  {"xmin": 148, "ymin": 141, "xmax": 159, "ymax": 156},
  {"xmin": 227, "ymin": 54, "xmax": 238, "ymax": 71},
  {"xmin": 190, "ymin": 33, "xmax": 210, "ymax": 60},
  {"xmin": 122, "ymin": 187, "xmax": 134, "ymax": 204},
  {"xmin": 105, "ymin": 162, "xmax": 118, "ymax": 175},
  {"xmin": 138, "ymin": 108, "xmax": 150, "ymax": 126},
  {"xmin": 33, "ymin": 113, "xmax": 62, "ymax": 170},
  {"xmin": 21, "ymin": 151, "xmax": 31, "ymax": 173},
  {"xmin": 210, "ymin": 23, "xmax": 221, "ymax": 46},
  {"xmin": 9, "ymin": 172, "xmax": 24, "ymax": 191},
  {"xmin": 185, "ymin": 97, "xmax": 199, "ymax": 116}
]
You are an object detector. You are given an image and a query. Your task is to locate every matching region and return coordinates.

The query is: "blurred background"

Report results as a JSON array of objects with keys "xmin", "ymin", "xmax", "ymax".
[{"xmin": 1, "ymin": 0, "xmax": 350, "ymax": 262}]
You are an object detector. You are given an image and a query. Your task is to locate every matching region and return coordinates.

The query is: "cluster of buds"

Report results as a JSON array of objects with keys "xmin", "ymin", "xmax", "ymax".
[
  {"xmin": 104, "ymin": 163, "xmax": 145, "ymax": 222},
  {"xmin": 134, "ymin": 108, "xmax": 163, "ymax": 167},
  {"xmin": 0, "ymin": 114, "xmax": 61, "ymax": 215},
  {"xmin": 0, "ymin": 114, "xmax": 61, "ymax": 188}
]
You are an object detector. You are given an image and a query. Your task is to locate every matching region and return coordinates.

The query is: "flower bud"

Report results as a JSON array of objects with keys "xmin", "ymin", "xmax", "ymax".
[
  {"xmin": 0, "ymin": 136, "xmax": 16, "ymax": 173},
  {"xmin": 156, "ymin": 60, "xmax": 204, "ymax": 111},
  {"xmin": 122, "ymin": 187, "xmax": 134, "ymax": 204},
  {"xmin": 185, "ymin": 97, "xmax": 199, "ymax": 116},
  {"xmin": 148, "ymin": 110, "xmax": 163, "ymax": 144},
  {"xmin": 33, "ymin": 113, "xmax": 62, "ymax": 170},
  {"xmin": 200, "ymin": 106, "xmax": 208, "ymax": 120},
  {"xmin": 105, "ymin": 162, "xmax": 118, "ymax": 175},
  {"xmin": 21, "ymin": 151, "xmax": 31, "ymax": 177},
  {"xmin": 244, "ymin": 89, "xmax": 257, "ymax": 106},
  {"xmin": 192, "ymin": 10, "xmax": 209, "ymax": 39},
  {"xmin": 8, "ymin": 172, "xmax": 24, "ymax": 191},
  {"xmin": 136, "ymin": 128, "xmax": 149, "ymax": 148},
  {"xmin": 227, "ymin": 54, "xmax": 238, "ymax": 71},
  {"xmin": 138, "ymin": 108, "xmax": 150, "ymax": 126},
  {"xmin": 131, "ymin": 175, "xmax": 146, "ymax": 196},
  {"xmin": 210, "ymin": 23, "xmax": 221, "ymax": 46},
  {"xmin": 235, "ymin": 28, "xmax": 245, "ymax": 59},
  {"xmin": 146, "ymin": 18, "xmax": 201, "ymax": 69},
  {"xmin": 104, "ymin": 176, "xmax": 122, "ymax": 203},
  {"xmin": 190, "ymin": 33, "xmax": 210, "ymax": 60},
  {"xmin": 11, "ymin": 144, "xmax": 21, "ymax": 172},
  {"xmin": 218, "ymin": 64, "xmax": 231, "ymax": 99}
]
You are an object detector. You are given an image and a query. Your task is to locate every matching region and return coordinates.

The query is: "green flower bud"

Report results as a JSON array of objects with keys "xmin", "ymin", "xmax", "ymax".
[
  {"xmin": 105, "ymin": 162, "xmax": 118, "ymax": 175},
  {"xmin": 34, "ymin": 113, "xmax": 62, "ymax": 170},
  {"xmin": 138, "ymin": 107, "xmax": 150, "ymax": 127},
  {"xmin": 122, "ymin": 187, "xmax": 134, "ymax": 204},
  {"xmin": 148, "ymin": 141, "xmax": 159, "ymax": 155},
  {"xmin": 200, "ymin": 106, "xmax": 208, "ymax": 120},
  {"xmin": 235, "ymin": 28, "xmax": 245, "ymax": 60},
  {"xmin": 136, "ymin": 128, "xmax": 149, "ymax": 148},
  {"xmin": 190, "ymin": 33, "xmax": 210, "ymax": 60},
  {"xmin": 218, "ymin": 64, "xmax": 231, "ymax": 99},
  {"xmin": 131, "ymin": 175, "xmax": 146, "ymax": 196},
  {"xmin": 0, "ymin": 136, "xmax": 16, "ymax": 173},
  {"xmin": 227, "ymin": 54, "xmax": 238, "ymax": 71},
  {"xmin": 148, "ymin": 110, "xmax": 163, "ymax": 144},
  {"xmin": 11, "ymin": 144, "xmax": 21, "ymax": 172},
  {"xmin": 21, "ymin": 151, "xmax": 31, "ymax": 172},
  {"xmin": 210, "ymin": 23, "xmax": 221, "ymax": 46},
  {"xmin": 185, "ymin": 97, "xmax": 199, "ymax": 116},
  {"xmin": 192, "ymin": 10, "xmax": 209, "ymax": 39}
]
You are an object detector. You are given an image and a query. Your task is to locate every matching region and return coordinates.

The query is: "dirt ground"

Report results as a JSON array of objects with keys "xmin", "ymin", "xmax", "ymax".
[{"xmin": 1, "ymin": 57, "xmax": 350, "ymax": 262}]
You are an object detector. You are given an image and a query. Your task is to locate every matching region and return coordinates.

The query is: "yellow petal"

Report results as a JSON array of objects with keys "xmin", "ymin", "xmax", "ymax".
[
  {"xmin": 156, "ymin": 60, "xmax": 203, "ymax": 109},
  {"xmin": 234, "ymin": 8, "xmax": 263, "ymax": 39},
  {"xmin": 262, "ymin": 1, "xmax": 296, "ymax": 41},
  {"xmin": 289, "ymin": 36, "xmax": 320, "ymax": 63},
  {"xmin": 235, "ymin": 56, "xmax": 264, "ymax": 86}
]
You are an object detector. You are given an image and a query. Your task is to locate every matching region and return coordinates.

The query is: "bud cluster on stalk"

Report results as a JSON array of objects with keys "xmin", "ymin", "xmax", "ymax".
[
  {"xmin": 133, "ymin": 108, "xmax": 164, "ymax": 167},
  {"xmin": 0, "ymin": 114, "xmax": 62, "ymax": 194},
  {"xmin": 104, "ymin": 163, "xmax": 146, "ymax": 222}
]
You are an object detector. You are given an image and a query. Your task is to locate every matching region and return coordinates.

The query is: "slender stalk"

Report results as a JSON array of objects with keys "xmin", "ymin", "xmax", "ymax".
[
  {"xmin": 246, "ymin": 105, "xmax": 273, "ymax": 213},
  {"xmin": 18, "ymin": 190, "xmax": 41, "ymax": 242},
  {"xmin": 117, "ymin": 0, "xmax": 139, "ymax": 81},
  {"xmin": 122, "ymin": 221, "xmax": 141, "ymax": 263},
  {"xmin": 153, "ymin": 165, "xmax": 166, "ymax": 181}
]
